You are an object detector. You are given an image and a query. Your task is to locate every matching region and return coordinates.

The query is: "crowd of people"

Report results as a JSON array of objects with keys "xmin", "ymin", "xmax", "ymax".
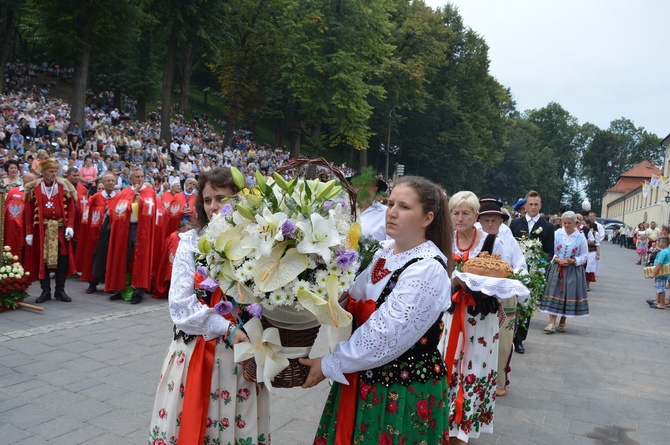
[{"xmin": 1, "ymin": 63, "xmax": 619, "ymax": 444}]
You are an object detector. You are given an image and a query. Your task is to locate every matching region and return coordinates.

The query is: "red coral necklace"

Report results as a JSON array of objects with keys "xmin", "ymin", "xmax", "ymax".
[{"xmin": 371, "ymin": 257, "xmax": 391, "ymax": 284}]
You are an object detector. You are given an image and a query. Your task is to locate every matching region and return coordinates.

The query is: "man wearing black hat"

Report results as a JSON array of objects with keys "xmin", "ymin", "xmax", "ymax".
[
  {"xmin": 477, "ymin": 200, "xmax": 527, "ymax": 397},
  {"xmin": 509, "ymin": 190, "xmax": 555, "ymax": 353}
]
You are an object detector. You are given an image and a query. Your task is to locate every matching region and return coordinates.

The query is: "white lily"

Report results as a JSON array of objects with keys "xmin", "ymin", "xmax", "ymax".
[
  {"xmin": 247, "ymin": 208, "xmax": 288, "ymax": 258},
  {"xmin": 295, "ymin": 213, "xmax": 340, "ymax": 263}
]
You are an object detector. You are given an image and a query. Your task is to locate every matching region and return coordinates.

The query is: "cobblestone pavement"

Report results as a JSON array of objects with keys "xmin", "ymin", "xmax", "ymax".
[{"xmin": 1, "ymin": 242, "xmax": 669, "ymax": 444}]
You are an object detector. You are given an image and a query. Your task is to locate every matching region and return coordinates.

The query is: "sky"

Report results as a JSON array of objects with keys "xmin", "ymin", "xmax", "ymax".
[{"xmin": 424, "ymin": 0, "xmax": 670, "ymax": 138}]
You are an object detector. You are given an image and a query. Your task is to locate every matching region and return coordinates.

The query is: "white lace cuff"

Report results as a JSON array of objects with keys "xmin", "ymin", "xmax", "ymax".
[
  {"xmin": 321, "ymin": 355, "xmax": 348, "ymax": 385},
  {"xmin": 452, "ymin": 270, "xmax": 530, "ymax": 303}
]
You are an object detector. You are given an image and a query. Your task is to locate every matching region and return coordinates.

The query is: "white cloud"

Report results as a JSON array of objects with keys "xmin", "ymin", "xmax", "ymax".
[{"xmin": 425, "ymin": 0, "xmax": 670, "ymax": 137}]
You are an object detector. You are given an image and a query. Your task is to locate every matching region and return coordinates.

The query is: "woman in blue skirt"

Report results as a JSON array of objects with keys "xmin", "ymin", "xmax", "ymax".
[{"xmin": 539, "ymin": 211, "xmax": 589, "ymax": 333}]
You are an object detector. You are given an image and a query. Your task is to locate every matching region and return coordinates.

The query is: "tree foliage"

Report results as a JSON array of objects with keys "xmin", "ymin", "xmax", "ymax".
[{"xmin": 4, "ymin": 0, "xmax": 662, "ymax": 214}]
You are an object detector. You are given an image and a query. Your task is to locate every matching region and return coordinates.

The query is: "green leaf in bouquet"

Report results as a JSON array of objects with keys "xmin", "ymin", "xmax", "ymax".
[
  {"xmin": 198, "ymin": 236, "xmax": 211, "ymax": 255},
  {"xmin": 325, "ymin": 184, "xmax": 342, "ymax": 200},
  {"xmin": 315, "ymin": 179, "xmax": 336, "ymax": 201},
  {"xmin": 297, "ymin": 274, "xmax": 353, "ymax": 328},
  {"xmin": 256, "ymin": 171, "xmax": 268, "ymax": 194},
  {"xmin": 230, "ymin": 166, "xmax": 246, "ymax": 190},
  {"xmin": 272, "ymin": 172, "xmax": 289, "ymax": 191},
  {"xmin": 254, "ymin": 241, "xmax": 309, "ymax": 292},
  {"xmin": 236, "ymin": 204, "xmax": 256, "ymax": 221},
  {"xmin": 357, "ymin": 236, "xmax": 382, "ymax": 273}
]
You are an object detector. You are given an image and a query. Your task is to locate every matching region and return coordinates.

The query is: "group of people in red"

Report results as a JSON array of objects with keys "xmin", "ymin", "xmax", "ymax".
[{"xmin": 3, "ymin": 158, "xmax": 195, "ymax": 304}]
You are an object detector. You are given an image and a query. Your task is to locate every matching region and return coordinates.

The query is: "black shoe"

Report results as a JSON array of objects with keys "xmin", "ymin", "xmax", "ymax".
[
  {"xmin": 35, "ymin": 290, "xmax": 51, "ymax": 304},
  {"xmin": 109, "ymin": 292, "xmax": 122, "ymax": 301},
  {"xmin": 514, "ymin": 341, "xmax": 525, "ymax": 354},
  {"xmin": 130, "ymin": 288, "xmax": 144, "ymax": 305},
  {"xmin": 54, "ymin": 290, "xmax": 72, "ymax": 302},
  {"xmin": 85, "ymin": 284, "xmax": 97, "ymax": 294}
]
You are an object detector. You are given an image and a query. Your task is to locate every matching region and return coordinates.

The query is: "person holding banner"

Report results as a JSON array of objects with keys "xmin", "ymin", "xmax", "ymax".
[
  {"xmin": 300, "ymin": 176, "xmax": 452, "ymax": 445},
  {"xmin": 148, "ymin": 167, "xmax": 269, "ymax": 445}
]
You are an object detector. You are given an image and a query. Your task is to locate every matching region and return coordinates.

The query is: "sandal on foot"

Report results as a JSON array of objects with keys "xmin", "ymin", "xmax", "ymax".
[
  {"xmin": 557, "ymin": 323, "xmax": 566, "ymax": 333},
  {"xmin": 496, "ymin": 387, "xmax": 508, "ymax": 397},
  {"xmin": 650, "ymin": 303, "xmax": 666, "ymax": 310},
  {"xmin": 646, "ymin": 299, "xmax": 656, "ymax": 306},
  {"xmin": 544, "ymin": 323, "xmax": 555, "ymax": 333}
]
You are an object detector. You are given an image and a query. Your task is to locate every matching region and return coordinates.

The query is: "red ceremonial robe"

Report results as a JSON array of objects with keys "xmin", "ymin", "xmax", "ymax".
[
  {"xmin": 152, "ymin": 230, "xmax": 180, "ymax": 299},
  {"xmin": 104, "ymin": 186, "xmax": 157, "ymax": 291},
  {"xmin": 79, "ymin": 191, "xmax": 114, "ymax": 282},
  {"xmin": 23, "ymin": 178, "xmax": 77, "ymax": 281},
  {"xmin": 3, "ymin": 186, "xmax": 26, "ymax": 262},
  {"xmin": 164, "ymin": 192, "xmax": 196, "ymax": 236},
  {"xmin": 73, "ymin": 182, "xmax": 88, "ymax": 271},
  {"xmin": 151, "ymin": 196, "xmax": 166, "ymax": 286},
  {"xmin": 161, "ymin": 191, "xmax": 174, "ymax": 209}
]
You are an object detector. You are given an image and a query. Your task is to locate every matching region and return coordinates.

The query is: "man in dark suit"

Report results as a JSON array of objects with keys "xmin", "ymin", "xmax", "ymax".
[{"xmin": 509, "ymin": 190, "xmax": 555, "ymax": 353}]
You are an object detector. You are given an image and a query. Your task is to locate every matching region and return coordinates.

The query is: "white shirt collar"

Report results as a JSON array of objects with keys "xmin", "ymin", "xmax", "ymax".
[{"xmin": 526, "ymin": 214, "xmax": 537, "ymax": 223}]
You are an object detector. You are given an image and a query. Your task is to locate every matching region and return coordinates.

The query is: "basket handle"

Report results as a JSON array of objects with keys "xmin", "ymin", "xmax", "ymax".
[{"xmin": 275, "ymin": 157, "xmax": 357, "ymax": 220}]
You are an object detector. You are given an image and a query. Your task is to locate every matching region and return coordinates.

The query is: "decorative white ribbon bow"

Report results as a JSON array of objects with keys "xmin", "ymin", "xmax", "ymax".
[{"xmin": 233, "ymin": 317, "xmax": 311, "ymax": 391}]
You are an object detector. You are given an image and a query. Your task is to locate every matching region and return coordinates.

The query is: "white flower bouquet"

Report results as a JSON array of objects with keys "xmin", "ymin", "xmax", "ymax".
[
  {"xmin": 512, "ymin": 236, "xmax": 549, "ymax": 325},
  {"xmin": 0, "ymin": 246, "xmax": 31, "ymax": 311},
  {"xmin": 198, "ymin": 158, "xmax": 360, "ymax": 387}
]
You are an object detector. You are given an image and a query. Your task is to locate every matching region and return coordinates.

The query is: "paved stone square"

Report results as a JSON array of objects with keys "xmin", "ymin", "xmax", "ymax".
[{"xmin": 1, "ymin": 242, "xmax": 669, "ymax": 444}]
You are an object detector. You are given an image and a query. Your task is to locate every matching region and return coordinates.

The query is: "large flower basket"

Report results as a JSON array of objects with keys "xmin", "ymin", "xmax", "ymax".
[
  {"xmin": 241, "ymin": 318, "xmax": 321, "ymax": 388},
  {"xmin": 0, "ymin": 246, "xmax": 32, "ymax": 312},
  {"xmin": 200, "ymin": 158, "xmax": 360, "ymax": 388}
]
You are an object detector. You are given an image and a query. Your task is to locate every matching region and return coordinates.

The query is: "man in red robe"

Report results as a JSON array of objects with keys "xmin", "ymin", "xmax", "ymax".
[
  {"xmin": 152, "ymin": 193, "xmax": 167, "ymax": 279},
  {"xmin": 24, "ymin": 159, "xmax": 77, "ymax": 303},
  {"xmin": 3, "ymin": 172, "xmax": 36, "ymax": 264},
  {"xmin": 105, "ymin": 168, "xmax": 157, "ymax": 304},
  {"xmin": 80, "ymin": 172, "xmax": 117, "ymax": 294},
  {"xmin": 164, "ymin": 177, "xmax": 197, "ymax": 236},
  {"xmin": 160, "ymin": 180, "xmax": 180, "ymax": 210},
  {"xmin": 66, "ymin": 167, "xmax": 89, "ymax": 273},
  {"xmin": 152, "ymin": 230, "xmax": 180, "ymax": 298}
]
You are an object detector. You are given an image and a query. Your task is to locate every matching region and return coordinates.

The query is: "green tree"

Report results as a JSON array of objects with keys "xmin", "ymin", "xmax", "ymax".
[
  {"xmin": 280, "ymin": 0, "xmax": 393, "ymax": 155},
  {"xmin": 582, "ymin": 118, "xmax": 662, "ymax": 211},
  {"xmin": 523, "ymin": 102, "xmax": 582, "ymax": 212},
  {"xmin": 213, "ymin": 0, "xmax": 285, "ymax": 145},
  {"xmin": 22, "ymin": 0, "xmax": 143, "ymax": 129},
  {"xmin": 0, "ymin": 0, "xmax": 26, "ymax": 93}
]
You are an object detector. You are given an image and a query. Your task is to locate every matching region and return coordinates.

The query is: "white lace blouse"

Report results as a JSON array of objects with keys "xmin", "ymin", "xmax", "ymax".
[
  {"xmin": 321, "ymin": 240, "xmax": 452, "ymax": 384},
  {"xmin": 169, "ymin": 229, "xmax": 231, "ymax": 340}
]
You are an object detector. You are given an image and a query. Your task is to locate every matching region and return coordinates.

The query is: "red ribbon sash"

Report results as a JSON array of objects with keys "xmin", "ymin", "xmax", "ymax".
[
  {"xmin": 444, "ymin": 288, "xmax": 475, "ymax": 426},
  {"xmin": 333, "ymin": 296, "xmax": 377, "ymax": 445},
  {"xmin": 177, "ymin": 274, "xmax": 225, "ymax": 445}
]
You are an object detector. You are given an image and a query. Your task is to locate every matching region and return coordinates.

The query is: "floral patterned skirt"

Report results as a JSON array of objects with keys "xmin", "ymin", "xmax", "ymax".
[
  {"xmin": 313, "ymin": 378, "xmax": 450, "ymax": 444},
  {"xmin": 439, "ymin": 311, "xmax": 498, "ymax": 441},
  {"xmin": 148, "ymin": 336, "xmax": 271, "ymax": 445}
]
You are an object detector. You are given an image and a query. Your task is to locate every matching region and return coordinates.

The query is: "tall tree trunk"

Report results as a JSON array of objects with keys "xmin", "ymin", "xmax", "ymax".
[
  {"xmin": 70, "ymin": 13, "xmax": 96, "ymax": 132},
  {"xmin": 136, "ymin": 96, "xmax": 147, "ymax": 122},
  {"xmin": 290, "ymin": 133, "xmax": 300, "ymax": 159},
  {"xmin": 359, "ymin": 147, "xmax": 367, "ymax": 169},
  {"xmin": 0, "ymin": 7, "xmax": 15, "ymax": 94},
  {"xmin": 273, "ymin": 124, "xmax": 283, "ymax": 149},
  {"xmin": 223, "ymin": 121, "xmax": 236, "ymax": 147},
  {"xmin": 179, "ymin": 42, "xmax": 198, "ymax": 112},
  {"xmin": 160, "ymin": 20, "xmax": 179, "ymax": 143}
]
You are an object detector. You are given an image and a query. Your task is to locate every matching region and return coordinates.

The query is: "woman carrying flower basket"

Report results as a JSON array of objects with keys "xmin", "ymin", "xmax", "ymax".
[
  {"xmin": 300, "ymin": 176, "xmax": 453, "ymax": 445},
  {"xmin": 148, "ymin": 168, "xmax": 270, "ymax": 445}
]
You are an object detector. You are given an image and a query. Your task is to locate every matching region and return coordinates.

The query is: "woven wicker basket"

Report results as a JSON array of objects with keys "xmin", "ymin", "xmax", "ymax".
[
  {"xmin": 241, "ymin": 158, "xmax": 356, "ymax": 388},
  {"xmin": 242, "ymin": 317, "xmax": 321, "ymax": 388},
  {"xmin": 644, "ymin": 264, "xmax": 670, "ymax": 278}
]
